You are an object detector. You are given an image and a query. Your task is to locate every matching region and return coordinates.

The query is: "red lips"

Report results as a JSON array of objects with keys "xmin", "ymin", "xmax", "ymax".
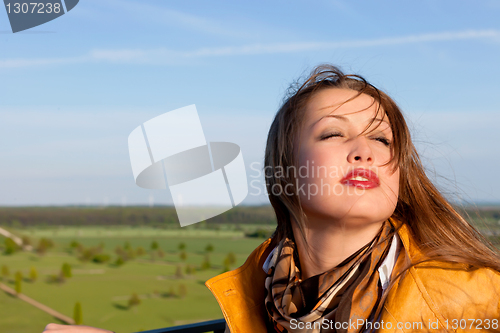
[{"xmin": 340, "ymin": 168, "xmax": 380, "ymax": 189}]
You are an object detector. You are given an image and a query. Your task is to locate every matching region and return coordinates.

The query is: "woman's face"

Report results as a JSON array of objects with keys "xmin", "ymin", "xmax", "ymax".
[{"xmin": 294, "ymin": 88, "xmax": 399, "ymax": 228}]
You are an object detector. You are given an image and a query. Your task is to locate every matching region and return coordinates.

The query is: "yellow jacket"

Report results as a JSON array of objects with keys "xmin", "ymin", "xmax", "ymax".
[{"xmin": 206, "ymin": 220, "xmax": 500, "ymax": 332}]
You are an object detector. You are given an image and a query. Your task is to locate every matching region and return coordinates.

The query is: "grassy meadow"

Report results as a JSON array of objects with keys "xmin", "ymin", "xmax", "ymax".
[
  {"xmin": 0, "ymin": 206, "xmax": 276, "ymax": 333},
  {"xmin": 1, "ymin": 204, "xmax": 500, "ymax": 333}
]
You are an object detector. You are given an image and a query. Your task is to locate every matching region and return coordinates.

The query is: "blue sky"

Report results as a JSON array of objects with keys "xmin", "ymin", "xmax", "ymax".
[{"xmin": 1, "ymin": 0, "xmax": 500, "ymax": 206}]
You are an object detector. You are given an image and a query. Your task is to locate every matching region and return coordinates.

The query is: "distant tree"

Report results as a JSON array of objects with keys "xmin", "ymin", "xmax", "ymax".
[
  {"xmin": 174, "ymin": 265, "xmax": 184, "ymax": 279},
  {"xmin": 157, "ymin": 249, "xmax": 165, "ymax": 258},
  {"xmin": 136, "ymin": 247, "xmax": 146, "ymax": 257},
  {"xmin": 57, "ymin": 271, "xmax": 66, "ymax": 284},
  {"xmin": 205, "ymin": 243, "xmax": 214, "ymax": 253},
  {"xmin": 179, "ymin": 251, "xmax": 187, "ymax": 262},
  {"xmin": 124, "ymin": 241, "xmax": 132, "ymax": 251},
  {"xmin": 245, "ymin": 228, "xmax": 272, "ymax": 238},
  {"xmin": 73, "ymin": 302, "xmax": 83, "ymax": 325},
  {"xmin": 114, "ymin": 256, "xmax": 125, "ymax": 267},
  {"xmin": 78, "ymin": 248, "xmax": 96, "ymax": 262},
  {"xmin": 128, "ymin": 293, "xmax": 141, "ymax": 310},
  {"xmin": 114, "ymin": 246, "xmax": 127, "ymax": 260},
  {"xmin": 225, "ymin": 252, "xmax": 236, "ymax": 266},
  {"xmin": 185, "ymin": 265, "xmax": 195, "ymax": 275},
  {"xmin": 21, "ymin": 236, "xmax": 31, "ymax": 247},
  {"xmin": 92, "ymin": 254, "xmax": 110, "ymax": 264},
  {"xmin": 178, "ymin": 242, "xmax": 186, "ymax": 251},
  {"xmin": 69, "ymin": 240, "xmax": 83, "ymax": 254},
  {"xmin": 222, "ymin": 261, "xmax": 231, "ymax": 273},
  {"xmin": 79, "ymin": 249, "xmax": 91, "ymax": 262},
  {"xmin": 61, "ymin": 263, "xmax": 72, "ymax": 278},
  {"xmin": 1, "ymin": 265, "xmax": 9, "ymax": 280},
  {"xmin": 15, "ymin": 271, "xmax": 22, "ymax": 294},
  {"xmin": 78, "ymin": 245, "xmax": 109, "ymax": 263},
  {"xmin": 168, "ymin": 286, "xmax": 176, "ymax": 297},
  {"xmin": 47, "ymin": 271, "xmax": 65, "ymax": 284},
  {"xmin": 69, "ymin": 240, "xmax": 81, "ymax": 248},
  {"xmin": 114, "ymin": 245, "xmax": 124, "ymax": 255},
  {"xmin": 222, "ymin": 252, "xmax": 237, "ymax": 273},
  {"xmin": 178, "ymin": 284, "xmax": 187, "ymax": 298},
  {"xmin": 201, "ymin": 254, "xmax": 211, "ymax": 270},
  {"xmin": 36, "ymin": 238, "xmax": 54, "ymax": 255},
  {"xmin": 29, "ymin": 266, "xmax": 38, "ymax": 282},
  {"xmin": 150, "ymin": 240, "xmax": 159, "ymax": 250},
  {"xmin": 4, "ymin": 237, "xmax": 19, "ymax": 255},
  {"xmin": 127, "ymin": 248, "xmax": 136, "ymax": 260}
]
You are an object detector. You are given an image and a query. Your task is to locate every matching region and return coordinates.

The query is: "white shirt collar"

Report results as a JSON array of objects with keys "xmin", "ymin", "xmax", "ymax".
[{"xmin": 378, "ymin": 234, "xmax": 400, "ymax": 290}]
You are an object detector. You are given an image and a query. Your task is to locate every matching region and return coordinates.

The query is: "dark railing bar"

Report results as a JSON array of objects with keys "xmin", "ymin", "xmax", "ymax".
[{"xmin": 134, "ymin": 318, "xmax": 226, "ymax": 333}]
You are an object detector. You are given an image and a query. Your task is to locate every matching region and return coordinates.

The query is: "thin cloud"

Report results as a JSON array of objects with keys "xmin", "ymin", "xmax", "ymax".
[
  {"xmin": 0, "ymin": 56, "xmax": 85, "ymax": 68},
  {"xmin": 92, "ymin": 0, "xmax": 259, "ymax": 39},
  {"xmin": 1, "ymin": 29, "xmax": 499, "ymax": 68},
  {"xmin": 194, "ymin": 29, "xmax": 500, "ymax": 56}
]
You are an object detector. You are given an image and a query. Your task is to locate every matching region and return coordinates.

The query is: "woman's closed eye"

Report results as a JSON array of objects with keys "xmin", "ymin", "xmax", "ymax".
[
  {"xmin": 320, "ymin": 132, "xmax": 391, "ymax": 147},
  {"xmin": 320, "ymin": 131, "xmax": 343, "ymax": 140},
  {"xmin": 373, "ymin": 136, "xmax": 391, "ymax": 147}
]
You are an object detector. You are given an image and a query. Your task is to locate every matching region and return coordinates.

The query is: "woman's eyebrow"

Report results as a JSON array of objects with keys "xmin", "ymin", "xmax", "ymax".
[{"xmin": 311, "ymin": 114, "xmax": 390, "ymax": 129}]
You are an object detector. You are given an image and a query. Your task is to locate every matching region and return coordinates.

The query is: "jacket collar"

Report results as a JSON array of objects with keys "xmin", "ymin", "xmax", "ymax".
[
  {"xmin": 205, "ymin": 218, "xmax": 421, "ymax": 333},
  {"xmin": 388, "ymin": 217, "xmax": 423, "ymax": 261}
]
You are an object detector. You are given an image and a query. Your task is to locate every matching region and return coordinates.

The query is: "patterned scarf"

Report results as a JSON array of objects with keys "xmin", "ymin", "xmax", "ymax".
[{"xmin": 264, "ymin": 220, "xmax": 396, "ymax": 333}]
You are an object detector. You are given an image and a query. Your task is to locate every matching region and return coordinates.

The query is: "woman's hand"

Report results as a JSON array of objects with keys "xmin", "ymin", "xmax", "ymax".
[{"xmin": 43, "ymin": 323, "xmax": 114, "ymax": 333}]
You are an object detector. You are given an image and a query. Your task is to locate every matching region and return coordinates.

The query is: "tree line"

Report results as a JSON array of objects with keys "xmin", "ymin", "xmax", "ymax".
[{"xmin": 0, "ymin": 205, "xmax": 277, "ymax": 227}]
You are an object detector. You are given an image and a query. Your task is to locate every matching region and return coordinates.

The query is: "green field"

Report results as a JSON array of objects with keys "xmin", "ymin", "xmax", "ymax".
[
  {"xmin": 0, "ymin": 226, "xmax": 269, "ymax": 333},
  {"xmin": 1, "ymin": 205, "xmax": 500, "ymax": 333}
]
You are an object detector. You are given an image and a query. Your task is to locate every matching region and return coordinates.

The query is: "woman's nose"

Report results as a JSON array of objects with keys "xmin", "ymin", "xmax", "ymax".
[{"xmin": 347, "ymin": 136, "xmax": 373, "ymax": 164}]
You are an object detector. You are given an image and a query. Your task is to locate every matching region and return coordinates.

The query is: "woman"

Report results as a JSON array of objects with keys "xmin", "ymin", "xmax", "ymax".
[
  {"xmin": 205, "ymin": 65, "xmax": 500, "ymax": 333},
  {"xmin": 44, "ymin": 65, "xmax": 500, "ymax": 333}
]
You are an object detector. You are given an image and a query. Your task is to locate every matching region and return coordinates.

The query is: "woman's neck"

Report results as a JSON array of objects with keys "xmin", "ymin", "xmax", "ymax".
[{"xmin": 291, "ymin": 217, "xmax": 385, "ymax": 280}]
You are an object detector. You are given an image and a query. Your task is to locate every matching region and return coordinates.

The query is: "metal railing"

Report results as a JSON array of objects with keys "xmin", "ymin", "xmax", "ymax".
[{"xmin": 135, "ymin": 319, "xmax": 226, "ymax": 333}]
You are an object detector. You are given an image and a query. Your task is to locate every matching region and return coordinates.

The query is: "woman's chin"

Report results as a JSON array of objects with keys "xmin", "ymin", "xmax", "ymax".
[{"xmin": 302, "ymin": 195, "xmax": 396, "ymax": 227}]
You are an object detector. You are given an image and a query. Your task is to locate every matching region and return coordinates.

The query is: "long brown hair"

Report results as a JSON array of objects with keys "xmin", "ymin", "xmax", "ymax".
[{"xmin": 263, "ymin": 64, "xmax": 500, "ymax": 272}]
